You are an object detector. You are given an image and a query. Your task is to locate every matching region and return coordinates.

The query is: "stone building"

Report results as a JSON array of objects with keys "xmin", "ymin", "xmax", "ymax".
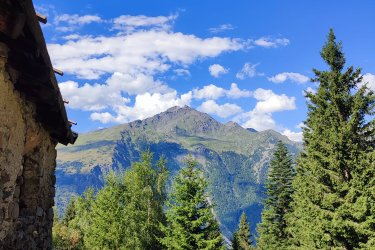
[{"xmin": 0, "ymin": 0, "xmax": 77, "ymax": 248}]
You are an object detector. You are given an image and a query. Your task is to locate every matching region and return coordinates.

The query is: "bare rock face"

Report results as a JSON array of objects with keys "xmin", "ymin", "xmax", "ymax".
[{"xmin": 0, "ymin": 44, "xmax": 57, "ymax": 249}]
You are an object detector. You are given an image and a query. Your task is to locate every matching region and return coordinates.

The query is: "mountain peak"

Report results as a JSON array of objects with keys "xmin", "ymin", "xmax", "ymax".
[
  {"xmin": 140, "ymin": 105, "xmax": 222, "ymax": 136},
  {"xmin": 225, "ymin": 121, "xmax": 243, "ymax": 128},
  {"xmin": 165, "ymin": 105, "xmax": 192, "ymax": 113}
]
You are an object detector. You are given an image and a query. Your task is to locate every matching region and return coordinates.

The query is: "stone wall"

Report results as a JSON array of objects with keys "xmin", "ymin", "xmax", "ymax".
[{"xmin": 0, "ymin": 43, "xmax": 57, "ymax": 249}]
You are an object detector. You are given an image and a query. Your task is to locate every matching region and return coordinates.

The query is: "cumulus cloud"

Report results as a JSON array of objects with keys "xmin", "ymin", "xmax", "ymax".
[
  {"xmin": 112, "ymin": 14, "xmax": 177, "ymax": 33},
  {"xmin": 359, "ymin": 73, "xmax": 375, "ymax": 92},
  {"xmin": 193, "ymin": 84, "xmax": 225, "ymax": 100},
  {"xmin": 226, "ymin": 83, "xmax": 252, "ymax": 98},
  {"xmin": 252, "ymin": 88, "xmax": 296, "ymax": 113},
  {"xmin": 48, "ymin": 31, "xmax": 245, "ymax": 80},
  {"xmin": 90, "ymin": 91, "xmax": 192, "ymax": 123},
  {"xmin": 236, "ymin": 88, "xmax": 296, "ymax": 131},
  {"xmin": 174, "ymin": 68, "xmax": 191, "ymax": 77},
  {"xmin": 58, "ymin": 72, "xmax": 171, "ymax": 111},
  {"xmin": 193, "ymin": 83, "xmax": 251, "ymax": 100},
  {"xmin": 52, "ymin": 13, "xmax": 292, "ymax": 125},
  {"xmin": 282, "ymin": 129, "xmax": 303, "ymax": 142},
  {"xmin": 198, "ymin": 100, "xmax": 242, "ymax": 118},
  {"xmin": 209, "ymin": 64, "xmax": 229, "ymax": 77},
  {"xmin": 54, "ymin": 14, "xmax": 103, "ymax": 32},
  {"xmin": 209, "ymin": 24, "xmax": 235, "ymax": 34},
  {"xmin": 236, "ymin": 62, "xmax": 259, "ymax": 79},
  {"xmin": 59, "ymin": 80, "xmax": 130, "ymax": 111},
  {"xmin": 253, "ymin": 37, "xmax": 290, "ymax": 48},
  {"xmin": 268, "ymin": 72, "xmax": 309, "ymax": 84}
]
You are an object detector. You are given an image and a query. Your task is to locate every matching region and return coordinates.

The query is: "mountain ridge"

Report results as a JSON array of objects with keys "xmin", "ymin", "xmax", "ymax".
[{"xmin": 56, "ymin": 105, "xmax": 301, "ymax": 237}]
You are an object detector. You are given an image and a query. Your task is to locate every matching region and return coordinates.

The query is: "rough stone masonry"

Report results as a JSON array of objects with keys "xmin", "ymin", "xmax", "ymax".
[
  {"xmin": 0, "ymin": 43, "xmax": 57, "ymax": 249},
  {"xmin": 0, "ymin": 0, "xmax": 77, "ymax": 248}
]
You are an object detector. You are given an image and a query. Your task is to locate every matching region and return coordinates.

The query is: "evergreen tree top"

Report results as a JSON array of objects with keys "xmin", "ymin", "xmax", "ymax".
[{"xmin": 320, "ymin": 29, "xmax": 345, "ymax": 72}]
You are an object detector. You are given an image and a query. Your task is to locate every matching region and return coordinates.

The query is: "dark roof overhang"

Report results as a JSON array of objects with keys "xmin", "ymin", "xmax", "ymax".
[{"xmin": 0, "ymin": 0, "xmax": 77, "ymax": 145}]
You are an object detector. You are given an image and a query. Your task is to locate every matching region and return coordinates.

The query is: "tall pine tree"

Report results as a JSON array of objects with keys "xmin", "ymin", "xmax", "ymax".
[
  {"xmin": 232, "ymin": 212, "xmax": 253, "ymax": 250},
  {"xmin": 122, "ymin": 151, "xmax": 168, "ymax": 249},
  {"xmin": 256, "ymin": 141, "xmax": 295, "ymax": 250},
  {"xmin": 287, "ymin": 29, "xmax": 375, "ymax": 249},
  {"xmin": 83, "ymin": 151, "xmax": 168, "ymax": 249},
  {"xmin": 160, "ymin": 157, "xmax": 224, "ymax": 250}
]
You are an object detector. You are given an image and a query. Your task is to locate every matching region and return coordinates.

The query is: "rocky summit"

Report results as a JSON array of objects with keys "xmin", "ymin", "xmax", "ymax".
[{"xmin": 56, "ymin": 106, "xmax": 301, "ymax": 237}]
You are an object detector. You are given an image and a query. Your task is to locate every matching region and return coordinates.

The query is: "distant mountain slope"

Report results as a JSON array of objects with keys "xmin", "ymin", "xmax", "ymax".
[{"xmin": 56, "ymin": 106, "xmax": 301, "ymax": 237}]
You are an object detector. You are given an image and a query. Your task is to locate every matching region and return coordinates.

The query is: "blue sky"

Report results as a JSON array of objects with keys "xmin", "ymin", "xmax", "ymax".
[{"xmin": 34, "ymin": 0, "xmax": 375, "ymax": 141}]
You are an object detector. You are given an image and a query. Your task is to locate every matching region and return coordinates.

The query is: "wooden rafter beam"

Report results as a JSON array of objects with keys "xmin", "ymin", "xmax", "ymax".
[
  {"xmin": 68, "ymin": 120, "xmax": 77, "ymax": 126},
  {"xmin": 36, "ymin": 13, "xmax": 47, "ymax": 24},
  {"xmin": 53, "ymin": 68, "xmax": 63, "ymax": 76}
]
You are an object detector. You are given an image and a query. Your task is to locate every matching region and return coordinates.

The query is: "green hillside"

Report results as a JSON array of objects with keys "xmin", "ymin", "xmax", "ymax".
[{"xmin": 56, "ymin": 106, "xmax": 301, "ymax": 237}]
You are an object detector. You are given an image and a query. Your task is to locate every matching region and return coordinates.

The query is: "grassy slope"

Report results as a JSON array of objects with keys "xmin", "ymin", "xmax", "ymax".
[{"xmin": 56, "ymin": 106, "xmax": 301, "ymax": 237}]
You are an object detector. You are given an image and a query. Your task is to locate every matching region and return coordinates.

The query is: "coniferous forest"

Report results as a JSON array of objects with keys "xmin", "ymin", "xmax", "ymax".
[{"xmin": 52, "ymin": 30, "xmax": 375, "ymax": 249}]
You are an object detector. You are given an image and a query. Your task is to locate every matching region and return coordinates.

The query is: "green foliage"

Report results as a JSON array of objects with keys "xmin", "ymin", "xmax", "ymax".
[
  {"xmin": 256, "ymin": 141, "xmax": 295, "ymax": 249},
  {"xmin": 53, "ymin": 151, "xmax": 168, "ymax": 249},
  {"xmin": 287, "ymin": 29, "xmax": 375, "ymax": 249},
  {"xmin": 83, "ymin": 172, "xmax": 127, "ymax": 249},
  {"xmin": 56, "ymin": 106, "xmax": 301, "ymax": 238},
  {"xmin": 62, "ymin": 198, "xmax": 77, "ymax": 225},
  {"xmin": 121, "ymin": 151, "xmax": 168, "ymax": 249},
  {"xmin": 52, "ymin": 221, "xmax": 84, "ymax": 250},
  {"xmin": 160, "ymin": 157, "xmax": 224, "ymax": 250},
  {"xmin": 52, "ymin": 201, "xmax": 84, "ymax": 250},
  {"xmin": 82, "ymin": 151, "xmax": 168, "ymax": 249},
  {"xmin": 232, "ymin": 212, "xmax": 253, "ymax": 250}
]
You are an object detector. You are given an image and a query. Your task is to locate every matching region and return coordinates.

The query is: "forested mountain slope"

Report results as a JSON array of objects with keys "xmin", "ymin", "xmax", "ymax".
[{"xmin": 56, "ymin": 106, "xmax": 301, "ymax": 236}]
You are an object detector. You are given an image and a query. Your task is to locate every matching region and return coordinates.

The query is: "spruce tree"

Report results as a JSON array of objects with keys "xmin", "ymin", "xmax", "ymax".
[
  {"xmin": 123, "ymin": 151, "xmax": 168, "ymax": 250},
  {"xmin": 287, "ymin": 29, "xmax": 375, "ymax": 249},
  {"xmin": 84, "ymin": 172, "xmax": 127, "ymax": 249},
  {"xmin": 83, "ymin": 151, "xmax": 168, "ymax": 249},
  {"xmin": 256, "ymin": 141, "xmax": 294, "ymax": 249},
  {"xmin": 62, "ymin": 198, "xmax": 77, "ymax": 226},
  {"xmin": 160, "ymin": 157, "xmax": 224, "ymax": 250},
  {"xmin": 232, "ymin": 212, "xmax": 253, "ymax": 250}
]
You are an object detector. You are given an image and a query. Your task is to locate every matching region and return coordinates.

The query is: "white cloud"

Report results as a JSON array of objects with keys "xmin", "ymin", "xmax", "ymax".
[
  {"xmin": 106, "ymin": 72, "xmax": 170, "ymax": 95},
  {"xmin": 174, "ymin": 68, "xmax": 191, "ymax": 77},
  {"xmin": 282, "ymin": 129, "xmax": 303, "ymax": 142},
  {"xmin": 359, "ymin": 73, "xmax": 375, "ymax": 92},
  {"xmin": 209, "ymin": 64, "xmax": 229, "ymax": 77},
  {"xmin": 268, "ymin": 72, "xmax": 309, "ymax": 84},
  {"xmin": 236, "ymin": 62, "xmax": 259, "ymax": 79},
  {"xmin": 193, "ymin": 83, "xmax": 251, "ymax": 100},
  {"xmin": 303, "ymin": 86, "xmax": 316, "ymax": 97},
  {"xmin": 235, "ymin": 89, "xmax": 296, "ymax": 131},
  {"xmin": 209, "ymin": 24, "xmax": 235, "ymax": 34},
  {"xmin": 90, "ymin": 112, "xmax": 114, "ymax": 124},
  {"xmin": 226, "ymin": 83, "xmax": 252, "ymax": 98},
  {"xmin": 198, "ymin": 100, "xmax": 242, "ymax": 118},
  {"xmin": 58, "ymin": 72, "xmax": 171, "ymax": 111},
  {"xmin": 54, "ymin": 14, "xmax": 103, "ymax": 32},
  {"xmin": 48, "ymin": 31, "xmax": 245, "ymax": 80},
  {"xmin": 253, "ymin": 37, "xmax": 290, "ymax": 48},
  {"xmin": 51, "ymin": 13, "xmax": 292, "ymax": 125},
  {"xmin": 59, "ymin": 80, "xmax": 130, "ymax": 111},
  {"xmin": 90, "ymin": 91, "xmax": 192, "ymax": 123},
  {"xmin": 193, "ymin": 84, "xmax": 225, "ymax": 100},
  {"xmin": 252, "ymin": 88, "xmax": 296, "ymax": 113},
  {"xmin": 112, "ymin": 14, "xmax": 177, "ymax": 33}
]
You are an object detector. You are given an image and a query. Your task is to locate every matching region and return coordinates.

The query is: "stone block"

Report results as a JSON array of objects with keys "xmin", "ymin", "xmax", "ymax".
[
  {"xmin": 47, "ymin": 208, "xmax": 53, "ymax": 220},
  {"xmin": 36, "ymin": 206, "xmax": 43, "ymax": 217},
  {"xmin": 13, "ymin": 185, "xmax": 20, "ymax": 198},
  {"xmin": 12, "ymin": 202, "xmax": 19, "ymax": 219}
]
